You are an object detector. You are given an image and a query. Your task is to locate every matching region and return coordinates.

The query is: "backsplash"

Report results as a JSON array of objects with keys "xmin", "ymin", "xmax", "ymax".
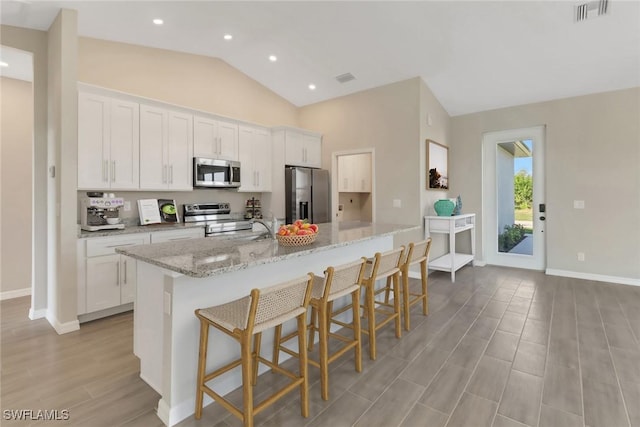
[{"xmin": 77, "ymin": 190, "xmax": 264, "ymax": 225}]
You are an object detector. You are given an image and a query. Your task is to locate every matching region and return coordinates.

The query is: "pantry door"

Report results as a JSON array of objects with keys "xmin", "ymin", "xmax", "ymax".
[{"xmin": 482, "ymin": 126, "xmax": 546, "ymax": 270}]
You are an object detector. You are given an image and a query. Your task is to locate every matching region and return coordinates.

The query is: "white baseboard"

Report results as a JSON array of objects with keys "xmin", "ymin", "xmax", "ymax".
[
  {"xmin": 46, "ymin": 312, "xmax": 80, "ymax": 335},
  {"xmin": 29, "ymin": 307, "xmax": 47, "ymax": 320},
  {"xmin": 0, "ymin": 287, "xmax": 31, "ymax": 301},
  {"xmin": 546, "ymin": 269, "xmax": 640, "ymax": 287}
]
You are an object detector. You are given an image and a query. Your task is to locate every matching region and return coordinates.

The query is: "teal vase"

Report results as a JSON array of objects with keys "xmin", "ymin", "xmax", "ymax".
[{"xmin": 434, "ymin": 199, "xmax": 455, "ymax": 216}]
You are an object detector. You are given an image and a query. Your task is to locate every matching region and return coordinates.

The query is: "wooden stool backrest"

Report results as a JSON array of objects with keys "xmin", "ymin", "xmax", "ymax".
[
  {"xmin": 405, "ymin": 238, "xmax": 432, "ymax": 266},
  {"xmin": 321, "ymin": 259, "xmax": 366, "ymax": 302},
  {"xmin": 366, "ymin": 247, "xmax": 405, "ymax": 281},
  {"xmin": 250, "ymin": 274, "xmax": 313, "ymax": 334}
]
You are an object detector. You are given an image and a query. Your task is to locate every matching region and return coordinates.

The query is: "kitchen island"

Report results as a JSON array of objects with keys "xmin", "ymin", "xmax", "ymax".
[{"xmin": 117, "ymin": 221, "xmax": 417, "ymax": 426}]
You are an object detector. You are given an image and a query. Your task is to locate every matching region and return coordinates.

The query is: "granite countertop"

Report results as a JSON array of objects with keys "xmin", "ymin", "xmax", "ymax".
[
  {"xmin": 77, "ymin": 221, "xmax": 206, "ymax": 238},
  {"xmin": 116, "ymin": 221, "xmax": 418, "ymax": 278}
]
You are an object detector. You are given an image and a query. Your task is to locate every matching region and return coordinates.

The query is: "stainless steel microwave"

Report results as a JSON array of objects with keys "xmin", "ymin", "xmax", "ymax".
[{"xmin": 193, "ymin": 157, "xmax": 241, "ymax": 188}]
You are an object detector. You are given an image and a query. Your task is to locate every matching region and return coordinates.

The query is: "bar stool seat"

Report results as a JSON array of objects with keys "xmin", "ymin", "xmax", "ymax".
[
  {"xmin": 194, "ymin": 274, "xmax": 313, "ymax": 427},
  {"xmin": 360, "ymin": 247, "xmax": 405, "ymax": 360},
  {"xmin": 273, "ymin": 259, "xmax": 366, "ymax": 401}
]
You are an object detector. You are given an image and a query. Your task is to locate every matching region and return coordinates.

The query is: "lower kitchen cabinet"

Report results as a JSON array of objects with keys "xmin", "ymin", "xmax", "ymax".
[{"xmin": 78, "ymin": 234, "xmax": 150, "ymax": 321}]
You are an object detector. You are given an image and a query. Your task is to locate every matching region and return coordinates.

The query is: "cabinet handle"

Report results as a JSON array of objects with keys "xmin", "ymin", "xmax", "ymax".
[
  {"xmin": 170, "ymin": 165, "xmax": 174, "ymax": 184},
  {"xmin": 217, "ymin": 136, "xmax": 221, "ymax": 155},
  {"xmin": 103, "ymin": 160, "xmax": 109, "ymax": 182},
  {"xmin": 112, "ymin": 160, "xmax": 116, "ymax": 183},
  {"xmin": 106, "ymin": 243, "xmax": 136, "ymax": 248},
  {"xmin": 123, "ymin": 259, "xmax": 127, "ymax": 285},
  {"xmin": 162, "ymin": 165, "xmax": 167, "ymax": 184},
  {"xmin": 116, "ymin": 262, "xmax": 120, "ymax": 286},
  {"xmin": 303, "ymin": 147, "xmax": 307, "ymax": 163}
]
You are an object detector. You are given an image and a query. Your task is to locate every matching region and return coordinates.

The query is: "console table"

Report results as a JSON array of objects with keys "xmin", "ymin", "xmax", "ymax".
[{"xmin": 424, "ymin": 214, "xmax": 475, "ymax": 282}]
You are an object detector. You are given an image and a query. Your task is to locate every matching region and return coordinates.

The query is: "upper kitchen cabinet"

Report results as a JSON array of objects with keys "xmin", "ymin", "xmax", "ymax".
[
  {"xmin": 338, "ymin": 153, "xmax": 372, "ymax": 193},
  {"xmin": 238, "ymin": 125, "xmax": 272, "ymax": 192},
  {"xmin": 139, "ymin": 104, "xmax": 193, "ymax": 191},
  {"xmin": 274, "ymin": 127, "xmax": 322, "ymax": 168},
  {"xmin": 193, "ymin": 115, "xmax": 239, "ymax": 161},
  {"xmin": 78, "ymin": 92, "xmax": 140, "ymax": 190}
]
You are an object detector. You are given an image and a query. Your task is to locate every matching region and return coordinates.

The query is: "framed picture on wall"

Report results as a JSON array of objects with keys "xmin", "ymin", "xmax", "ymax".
[{"xmin": 427, "ymin": 139, "xmax": 449, "ymax": 190}]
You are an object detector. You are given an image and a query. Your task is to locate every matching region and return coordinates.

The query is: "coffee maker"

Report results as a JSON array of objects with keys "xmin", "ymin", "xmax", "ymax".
[{"xmin": 80, "ymin": 194, "xmax": 125, "ymax": 231}]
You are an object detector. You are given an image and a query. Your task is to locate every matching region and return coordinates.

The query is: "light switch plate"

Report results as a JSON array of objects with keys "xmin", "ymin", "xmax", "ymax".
[
  {"xmin": 393, "ymin": 199, "xmax": 401, "ymax": 208},
  {"xmin": 573, "ymin": 200, "xmax": 585, "ymax": 209}
]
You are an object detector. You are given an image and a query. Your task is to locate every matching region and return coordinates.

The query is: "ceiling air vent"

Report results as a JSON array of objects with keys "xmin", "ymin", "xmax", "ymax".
[
  {"xmin": 335, "ymin": 73, "xmax": 356, "ymax": 84},
  {"xmin": 575, "ymin": 0, "xmax": 608, "ymax": 22}
]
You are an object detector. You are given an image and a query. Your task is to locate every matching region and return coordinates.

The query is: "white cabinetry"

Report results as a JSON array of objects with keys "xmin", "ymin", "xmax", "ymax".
[
  {"xmin": 193, "ymin": 115, "xmax": 239, "ymax": 161},
  {"xmin": 78, "ymin": 234, "xmax": 150, "ymax": 317},
  {"xmin": 338, "ymin": 153, "xmax": 372, "ymax": 193},
  {"xmin": 424, "ymin": 214, "xmax": 476, "ymax": 282},
  {"xmin": 238, "ymin": 125, "xmax": 272, "ymax": 192},
  {"xmin": 280, "ymin": 128, "xmax": 322, "ymax": 168},
  {"xmin": 139, "ymin": 105, "xmax": 193, "ymax": 190},
  {"xmin": 78, "ymin": 93, "xmax": 139, "ymax": 190}
]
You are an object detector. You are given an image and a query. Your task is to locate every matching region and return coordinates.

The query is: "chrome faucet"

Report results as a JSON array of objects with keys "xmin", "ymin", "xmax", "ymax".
[{"xmin": 250, "ymin": 218, "xmax": 275, "ymax": 239}]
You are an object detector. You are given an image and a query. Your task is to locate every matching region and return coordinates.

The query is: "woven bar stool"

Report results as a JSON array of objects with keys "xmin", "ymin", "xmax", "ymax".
[
  {"xmin": 273, "ymin": 259, "xmax": 366, "ymax": 401},
  {"xmin": 194, "ymin": 274, "xmax": 313, "ymax": 427},
  {"xmin": 398, "ymin": 238, "xmax": 432, "ymax": 330},
  {"xmin": 361, "ymin": 247, "xmax": 405, "ymax": 360}
]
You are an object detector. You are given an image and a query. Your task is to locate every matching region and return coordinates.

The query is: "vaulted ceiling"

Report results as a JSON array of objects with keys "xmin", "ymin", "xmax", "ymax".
[{"xmin": 2, "ymin": 0, "xmax": 639, "ymax": 116}]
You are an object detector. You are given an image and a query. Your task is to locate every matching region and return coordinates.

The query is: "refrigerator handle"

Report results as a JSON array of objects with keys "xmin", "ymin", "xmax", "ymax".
[{"xmin": 300, "ymin": 201, "xmax": 309, "ymax": 221}]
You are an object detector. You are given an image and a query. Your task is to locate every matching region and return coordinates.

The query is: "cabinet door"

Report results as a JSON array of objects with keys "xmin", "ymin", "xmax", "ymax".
[
  {"xmin": 78, "ymin": 93, "xmax": 110, "ymax": 189},
  {"xmin": 139, "ymin": 105, "xmax": 168, "ymax": 189},
  {"xmin": 254, "ymin": 128, "xmax": 272, "ymax": 192},
  {"xmin": 238, "ymin": 126, "xmax": 257, "ymax": 192},
  {"xmin": 167, "ymin": 111, "xmax": 193, "ymax": 190},
  {"xmin": 120, "ymin": 256, "xmax": 136, "ymax": 304},
  {"xmin": 302, "ymin": 134, "xmax": 322, "ymax": 168},
  {"xmin": 355, "ymin": 153, "xmax": 372, "ymax": 192},
  {"xmin": 86, "ymin": 254, "xmax": 121, "ymax": 312},
  {"xmin": 217, "ymin": 120, "xmax": 239, "ymax": 161},
  {"xmin": 109, "ymin": 99, "xmax": 140, "ymax": 189},
  {"xmin": 150, "ymin": 228, "xmax": 204, "ymax": 243},
  {"xmin": 193, "ymin": 115, "xmax": 218, "ymax": 158},
  {"xmin": 337, "ymin": 155, "xmax": 352, "ymax": 192},
  {"xmin": 284, "ymin": 131, "xmax": 304, "ymax": 166}
]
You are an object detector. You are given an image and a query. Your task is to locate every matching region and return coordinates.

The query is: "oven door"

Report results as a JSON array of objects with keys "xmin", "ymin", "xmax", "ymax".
[{"xmin": 193, "ymin": 158, "xmax": 238, "ymax": 188}]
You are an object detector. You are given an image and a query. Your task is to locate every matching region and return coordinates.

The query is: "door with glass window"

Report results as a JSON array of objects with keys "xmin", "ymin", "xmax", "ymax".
[{"xmin": 482, "ymin": 126, "xmax": 546, "ymax": 270}]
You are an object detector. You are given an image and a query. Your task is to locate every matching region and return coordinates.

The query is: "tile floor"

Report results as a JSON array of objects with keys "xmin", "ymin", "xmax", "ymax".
[{"xmin": 2, "ymin": 266, "xmax": 639, "ymax": 427}]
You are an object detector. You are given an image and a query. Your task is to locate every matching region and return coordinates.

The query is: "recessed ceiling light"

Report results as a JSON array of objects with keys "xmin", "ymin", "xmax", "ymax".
[
  {"xmin": 223, "ymin": 34, "xmax": 233, "ymax": 40},
  {"xmin": 0, "ymin": 61, "xmax": 8, "ymax": 67},
  {"xmin": 268, "ymin": 55, "xmax": 277, "ymax": 62},
  {"xmin": 153, "ymin": 18, "xmax": 164, "ymax": 25},
  {"xmin": 308, "ymin": 84, "xmax": 316, "ymax": 90}
]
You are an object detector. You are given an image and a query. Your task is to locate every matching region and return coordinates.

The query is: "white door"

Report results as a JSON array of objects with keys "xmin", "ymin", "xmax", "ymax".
[{"xmin": 482, "ymin": 126, "xmax": 546, "ymax": 270}]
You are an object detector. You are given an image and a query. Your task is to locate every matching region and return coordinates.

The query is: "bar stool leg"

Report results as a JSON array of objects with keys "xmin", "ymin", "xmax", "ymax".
[
  {"xmin": 195, "ymin": 318, "xmax": 209, "ymax": 419},
  {"xmin": 241, "ymin": 332, "xmax": 254, "ymax": 427},
  {"xmin": 308, "ymin": 306, "xmax": 317, "ymax": 351},
  {"xmin": 393, "ymin": 273, "xmax": 402, "ymax": 338},
  {"xmin": 252, "ymin": 332, "xmax": 262, "ymax": 385},
  {"xmin": 402, "ymin": 265, "xmax": 411, "ymax": 331},
  {"xmin": 318, "ymin": 303, "xmax": 329, "ymax": 400},
  {"xmin": 297, "ymin": 313, "xmax": 309, "ymax": 418},
  {"xmin": 366, "ymin": 282, "xmax": 377, "ymax": 360},
  {"xmin": 421, "ymin": 259, "xmax": 429, "ymax": 315},
  {"xmin": 352, "ymin": 288, "xmax": 362, "ymax": 373},
  {"xmin": 272, "ymin": 325, "xmax": 282, "ymax": 373}
]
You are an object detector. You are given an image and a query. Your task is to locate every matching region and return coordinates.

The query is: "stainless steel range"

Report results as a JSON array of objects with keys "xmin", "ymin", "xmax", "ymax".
[{"xmin": 183, "ymin": 202, "xmax": 252, "ymax": 236}]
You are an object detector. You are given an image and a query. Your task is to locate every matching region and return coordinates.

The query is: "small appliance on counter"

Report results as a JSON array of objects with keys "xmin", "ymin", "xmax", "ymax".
[
  {"xmin": 183, "ymin": 202, "xmax": 252, "ymax": 237},
  {"xmin": 80, "ymin": 193, "xmax": 125, "ymax": 231}
]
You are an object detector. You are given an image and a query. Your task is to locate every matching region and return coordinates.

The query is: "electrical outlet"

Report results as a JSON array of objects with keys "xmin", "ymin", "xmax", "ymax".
[
  {"xmin": 393, "ymin": 199, "xmax": 401, "ymax": 208},
  {"xmin": 124, "ymin": 201, "xmax": 131, "ymax": 212},
  {"xmin": 577, "ymin": 252, "xmax": 585, "ymax": 261},
  {"xmin": 574, "ymin": 200, "xmax": 585, "ymax": 209}
]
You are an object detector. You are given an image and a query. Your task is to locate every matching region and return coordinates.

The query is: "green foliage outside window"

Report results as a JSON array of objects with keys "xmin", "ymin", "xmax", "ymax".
[
  {"xmin": 498, "ymin": 224, "xmax": 526, "ymax": 252},
  {"xmin": 514, "ymin": 171, "xmax": 533, "ymax": 209}
]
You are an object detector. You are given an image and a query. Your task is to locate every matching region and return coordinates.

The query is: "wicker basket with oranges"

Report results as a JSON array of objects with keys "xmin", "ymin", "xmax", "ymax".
[{"xmin": 276, "ymin": 220, "xmax": 319, "ymax": 246}]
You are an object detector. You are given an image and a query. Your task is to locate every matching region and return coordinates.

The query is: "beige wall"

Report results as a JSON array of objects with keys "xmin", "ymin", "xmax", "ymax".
[
  {"xmin": 451, "ymin": 87, "xmax": 640, "ymax": 280},
  {"xmin": 1, "ymin": 25, "xmax": 49, "ymax": 315},
  {"xmin": 77, "ymin": 38, "xmax": 299, "ymax": 128},
  {"xmin": 1, "ymin": 77, "xmax": 33, "ymax": 294}
]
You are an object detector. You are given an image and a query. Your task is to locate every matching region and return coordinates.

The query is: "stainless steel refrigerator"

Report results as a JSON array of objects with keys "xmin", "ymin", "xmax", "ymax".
[{"xmin": 285, "ymin": 167, "xmax": 331, "ymax": 224}]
